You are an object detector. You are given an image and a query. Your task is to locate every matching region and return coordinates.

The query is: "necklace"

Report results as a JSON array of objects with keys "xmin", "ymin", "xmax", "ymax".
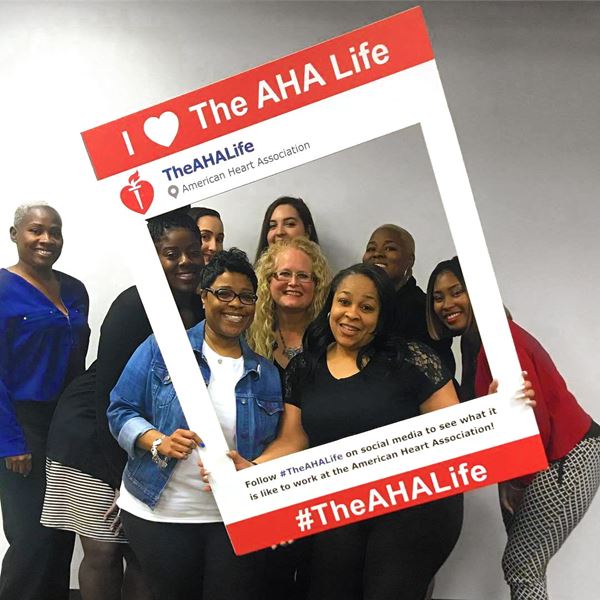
[{"xmin": 277, "ymin": 327, "xmax": 303, "ymax": 360}]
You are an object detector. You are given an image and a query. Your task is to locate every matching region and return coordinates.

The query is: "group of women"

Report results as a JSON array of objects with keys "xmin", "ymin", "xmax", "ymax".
[{"xmin": 0, "ymin": 197, "xmax": 598, "ymax": 600}]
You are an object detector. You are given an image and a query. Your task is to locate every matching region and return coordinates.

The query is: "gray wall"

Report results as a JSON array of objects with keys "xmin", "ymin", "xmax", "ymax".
[{"xmin": 1, "ymin": 3, "xmax": 598, "ymax": 598}]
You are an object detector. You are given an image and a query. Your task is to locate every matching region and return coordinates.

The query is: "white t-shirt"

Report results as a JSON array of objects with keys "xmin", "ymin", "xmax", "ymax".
[{"xmin": 118, "ymin": 343, "xmax": 244, "ymax": 523}]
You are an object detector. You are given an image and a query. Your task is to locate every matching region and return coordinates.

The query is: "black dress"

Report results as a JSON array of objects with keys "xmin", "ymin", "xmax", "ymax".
[
  {"xmin": 42, "ymin": 287, "xmax": 204, "ymax": 540},
  {"xmin": 285, "ymin": 342, "xmax": 464, "ymax": 600}
]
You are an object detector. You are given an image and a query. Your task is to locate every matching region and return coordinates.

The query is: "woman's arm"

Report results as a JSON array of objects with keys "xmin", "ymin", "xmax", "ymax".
[
  {"xmin": 107, "ymin": 336, "xmax": 200, "ymax": 462},
  {"xmin": 498, "ymin": 480, "xmax": 527, "ymax": 515},
  {"xmin": 419, "ymin": 380, "xmax": 460, "ymax": 414},
  {"xmin": 488, "ymin": 372, "xmax": 536, "ymax": 405},
  {"xmin": 75, "ymin": 279, "xmax": 91, "ymax": 367},
  {"xmin": 475, "ymin": 333, "xmax": 551, "ymax": 448},
  {"xmin": 1, "ymin": 378, "xmax": 31, "ymax": 475},
  {"xmin": 107, "ymin": 338, "xmax": 160, "ymax": 458},
  {"xmin": 137, "ymin": 428, "xmax": 200, "ymax": 460},
  {"xmin": 0, "ymin": 315, "xmax": 31, "ymax": 475},
  {"xmin": 205, "ymin": 404, "xmax": 308, "ymax": 477},
  {"xmin": 255, "ymin": 404, "xmax": 309, "ymax": 463},
  {"xmin": 96, "ymin": 289, "xmax": 152, "ymax": 485}
]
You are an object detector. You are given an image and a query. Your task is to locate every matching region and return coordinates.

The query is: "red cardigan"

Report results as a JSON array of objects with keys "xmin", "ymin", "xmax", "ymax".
[{"xmin": 475, "ymin": 321, "xmax": 590, "ymax": 469}]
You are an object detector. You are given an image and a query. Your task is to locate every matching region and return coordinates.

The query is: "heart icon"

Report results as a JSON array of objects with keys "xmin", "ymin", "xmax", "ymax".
[
  {"xmin": 143, "ymin": 111, "xmax": 179, "ymax": 147},
  {"xmin": 120, "ymin": 171, "xmax": 154, "ymax": 214}
]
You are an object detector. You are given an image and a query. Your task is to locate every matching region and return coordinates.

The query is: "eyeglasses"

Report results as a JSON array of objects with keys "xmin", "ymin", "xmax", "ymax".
[
  {"xmin": 203, "ymin": 288, "xmax": 258, "ymax": 305},
  {"xmin": 272, "ymin": 270, "xmax": 315, "ymax": 284}
]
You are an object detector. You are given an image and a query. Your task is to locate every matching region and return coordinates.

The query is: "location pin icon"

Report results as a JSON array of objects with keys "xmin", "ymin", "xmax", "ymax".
[{"xmin": 168, "ymin": 185, "xmax": 179, "ymax": 199}]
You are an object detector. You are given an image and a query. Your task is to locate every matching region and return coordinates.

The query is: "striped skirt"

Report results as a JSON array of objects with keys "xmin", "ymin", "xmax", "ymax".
[{"xmin": 41, "ymin": 459, "xmax": 127, "ymax": 543}]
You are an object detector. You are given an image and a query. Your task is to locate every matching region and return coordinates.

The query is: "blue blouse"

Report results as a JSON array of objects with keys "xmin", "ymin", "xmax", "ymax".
[{"xmin": 0, "ymin": 268, "xmax": 90, "ymax": 457}]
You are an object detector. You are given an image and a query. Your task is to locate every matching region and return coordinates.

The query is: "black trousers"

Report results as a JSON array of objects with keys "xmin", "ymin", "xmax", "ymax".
[
  {"xmin": 306, "ymin": 494, "xmax": 464, "ymax": 600},
  {"xmin": 0, "ymin": 402, "xmax": 75, "ymax": 600},
  {"xmin": 122, "ymin": 511, "xmax": 266, "ymax": 600},
  {"xmin": 262, "ymin": 537, "xmax": 311, "ymax": 600}
]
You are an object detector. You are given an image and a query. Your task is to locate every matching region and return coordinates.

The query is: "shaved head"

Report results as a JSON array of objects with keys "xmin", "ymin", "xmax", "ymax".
[
  {"xmin": 373, "ymin": 224, "xmax": 415, "ymax": 257},
  {"xmin": 363, "ymin": 224, "xmax": 416, "ymax": 289}
]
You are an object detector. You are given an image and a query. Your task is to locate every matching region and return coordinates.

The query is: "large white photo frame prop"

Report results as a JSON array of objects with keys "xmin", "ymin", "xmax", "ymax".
[{"xmin": 82, "ymin": 7, "xmax": 546, "ymax": 554}]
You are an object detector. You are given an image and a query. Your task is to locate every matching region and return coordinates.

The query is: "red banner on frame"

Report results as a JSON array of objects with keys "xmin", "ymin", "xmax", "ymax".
[
  {"xmin": 82, "ymin": 8, "xmax": 433, "ymax": 180},
  {"xmin": 227, "ymin": 435, "xmax": 546, "ymax": 555},
  {"xmin": 81, "ymin": 4, "xmax": 546, "ymax": 556}
]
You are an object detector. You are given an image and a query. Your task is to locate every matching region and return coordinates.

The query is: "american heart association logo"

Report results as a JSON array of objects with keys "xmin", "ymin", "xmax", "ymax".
[
  {"xmin": 143, "ymin": 111, "xmax": 179, "ymax": 147},
  {"xmin": 120, "ymin": 171, "xmax": 154, "ymax": 214}
]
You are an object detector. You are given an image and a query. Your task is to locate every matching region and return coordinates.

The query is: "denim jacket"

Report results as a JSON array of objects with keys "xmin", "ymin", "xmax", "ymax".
[{"xmin": 107, "ymin": 320, "xmax": 283, "ymax": 509}]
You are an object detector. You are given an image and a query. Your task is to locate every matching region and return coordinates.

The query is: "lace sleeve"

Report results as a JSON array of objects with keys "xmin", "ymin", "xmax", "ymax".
[
  {"xmin": 404, "ymin": 341, "xmax": 450, "ymax": 389},
  {"xmin": 283, "ymin": 352, "xmax": 309, "ymax": 406}
]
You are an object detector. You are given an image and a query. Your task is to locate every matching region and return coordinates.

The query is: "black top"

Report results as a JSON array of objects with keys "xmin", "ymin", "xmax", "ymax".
[
  {"xmin": 274, "ymin": 360, "xmax": 286, "ymax": 384},
  {"xmin": 392, "ymin": 276, "xmax": 455, "ymax": 375},
  {"xmin": 46, "ymin": 286, "xmax": 205, "ymax": 488},
  {"xmin": 285, "ymin": 342, "xmax": 451, "ymax": 448}
]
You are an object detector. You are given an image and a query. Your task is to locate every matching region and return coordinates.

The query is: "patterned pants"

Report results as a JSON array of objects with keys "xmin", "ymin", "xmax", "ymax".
[{"xmin": 502, "ymin": 436, "xmax": 600, "ymax": 600}]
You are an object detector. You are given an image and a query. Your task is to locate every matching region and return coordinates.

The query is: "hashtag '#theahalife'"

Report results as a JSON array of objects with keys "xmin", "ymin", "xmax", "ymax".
[{"xmin": 295, "ymin": 507, "xmax": 314, "ymax": 532}]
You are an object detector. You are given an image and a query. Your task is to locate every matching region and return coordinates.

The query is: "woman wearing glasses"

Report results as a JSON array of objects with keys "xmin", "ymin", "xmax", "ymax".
[
  {"xmin": 107, "ymin": 248, "xmax": 282, "ymax": 600},
  {"xmin": 246, "ymin": 238, "xmax": 330, "ymax": 599},
  {"xmin": 208, "ymin": 263, "xmax": 464, "ymax": 600},
  {"xmin": 248, "ymin": 237, "xmax": 330, "ymax": 376}
]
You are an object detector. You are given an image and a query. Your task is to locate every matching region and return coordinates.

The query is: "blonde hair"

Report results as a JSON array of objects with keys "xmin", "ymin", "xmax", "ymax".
[{"xmin": 247, "ymin": 238, "xmax": 331, "ymax": 359}]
